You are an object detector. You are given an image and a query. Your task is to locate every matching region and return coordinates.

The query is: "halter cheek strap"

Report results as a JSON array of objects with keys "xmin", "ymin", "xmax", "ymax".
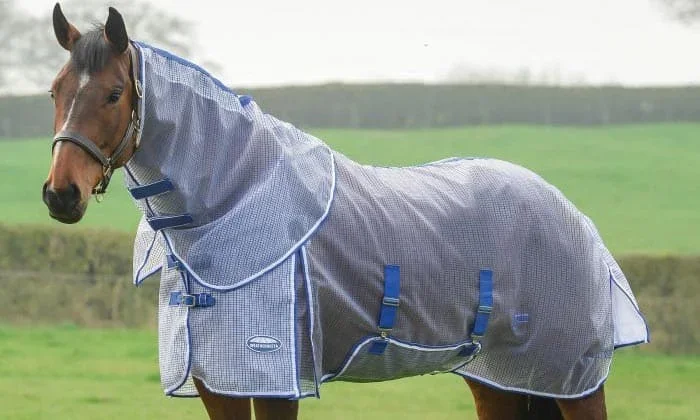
[{"xmin": 52, "ymin": 43, "xmax": 143, "ymax": 196}]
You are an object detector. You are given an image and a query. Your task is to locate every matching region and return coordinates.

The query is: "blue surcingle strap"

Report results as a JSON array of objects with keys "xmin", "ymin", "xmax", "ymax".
[
  {"xmin": 369, "ymin": 264, "xmax": 400, "ymax": 355},
  {"xmin": 129, "ymin": 178, "xmax": 174, "ymax": 200},
  {"xmin": 147, "ymin": 214, "xmax": 193, "ymax": 231},
  {"xmin": 471, "ymin": 269, "xmax": 494, "ymax": 342},
  {"xmin": 169, "ymin": 291, "xmax": 216, "ymax": 308}
]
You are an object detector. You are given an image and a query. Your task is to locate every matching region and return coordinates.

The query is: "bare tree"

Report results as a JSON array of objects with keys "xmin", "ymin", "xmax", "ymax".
[
  {"xmin": 0, "ymin": 0, "xmax": 30, "ymax": 88},
  {"xmin": 1, "ymin": 0, "xmax": 205, "ymax": 93},
  {"xmin": 658, "ymin": 0, "xmax": 700, "ymax": 23}
]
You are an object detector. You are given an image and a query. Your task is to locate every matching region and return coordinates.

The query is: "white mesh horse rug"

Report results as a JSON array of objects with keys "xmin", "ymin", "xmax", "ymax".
[{"xmin": 124, "ymin": 42, "xmax": 649, "ymax": 399}]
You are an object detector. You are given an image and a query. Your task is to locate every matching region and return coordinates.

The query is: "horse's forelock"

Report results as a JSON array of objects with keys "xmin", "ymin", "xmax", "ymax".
[{"xmin": 70, "ymin": 25, "xmax": 114, "ymax": 74}]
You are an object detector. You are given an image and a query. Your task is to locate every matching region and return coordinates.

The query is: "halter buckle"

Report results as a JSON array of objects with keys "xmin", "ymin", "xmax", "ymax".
[{"xmin": 135, "ymin": 79, "xmax": 143, "ymax": 99}]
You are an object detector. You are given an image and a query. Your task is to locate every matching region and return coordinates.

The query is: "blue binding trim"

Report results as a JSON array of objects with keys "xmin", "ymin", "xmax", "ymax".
[
  {"xmin": 129, "ymin": 178, "xmax": 174, "ymax": 200},
  {"xmin": 239, "ymin": 95, "xmax": 252, "ymax": 106},
  {"xmin": 147, "ymin": 214, "xmax": 193, "ymax": 231},
  {"xmin": 135, "ymin": 41, "xmax": 235, "ymax": 95},
  {"xmin": 323, "ymin": 334, "xmax": 483, "ymax": 383},
  {"xmin": 369, "ymin": 265, "xmax": 400, "ymax": 355},
  {"xmin": 471, "ymin": 269, "xmax": 493, "ymax": 342},
  {"xmin": 169, "ymin": 291, "xmax": 216, "ymax": 308}
]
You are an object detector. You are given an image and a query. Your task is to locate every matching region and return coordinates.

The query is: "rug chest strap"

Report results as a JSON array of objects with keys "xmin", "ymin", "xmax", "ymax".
[
  {"xmin": 147, "ymin": 214, "xmax": 193, "ymax": 231},
  {"xmin": 169, "ymin": 291, "xmax": 215, "ymax": 308},
  {"xmin": 369, "ymin": 264, "xmax": 400, "ymax": 355},
  {"xmin": 129, "ymin": 178, "xmax": 174, "ymax": 200}
]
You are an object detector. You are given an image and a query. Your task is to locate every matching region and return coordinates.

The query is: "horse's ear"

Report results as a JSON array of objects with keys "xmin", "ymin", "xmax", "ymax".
[
  {"xmin": 104, "ymin": 7, "xmax": 129, "ymax": 54},
  {"xmin": 53, "ymin": 3, "xmax": 81, "ymax": 51}
]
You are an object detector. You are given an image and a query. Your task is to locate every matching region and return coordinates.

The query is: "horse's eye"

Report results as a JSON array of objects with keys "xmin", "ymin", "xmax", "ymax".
[
  {"xmin": 48, "ymin": 90, "xmax": 55, "ymax": 101},
  {"xmin": 107, "ymin": 90, "xmax": 122, "ymax": 104}
]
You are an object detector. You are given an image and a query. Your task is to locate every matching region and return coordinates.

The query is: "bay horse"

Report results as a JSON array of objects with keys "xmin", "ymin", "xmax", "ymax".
[{"xmin": 43, "ymin": 4, "xmax": 648, "ymax": 419}]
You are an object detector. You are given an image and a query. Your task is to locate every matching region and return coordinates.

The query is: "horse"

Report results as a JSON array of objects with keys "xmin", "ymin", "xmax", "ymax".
[{"xmin": 43, "ymin": 4, "xmax": 649, "ymax": 419}]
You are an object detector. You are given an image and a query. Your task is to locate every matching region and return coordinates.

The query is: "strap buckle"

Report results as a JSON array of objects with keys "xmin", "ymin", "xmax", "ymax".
[
  {"xmin": 382, "ymin": 296, "xmax": 400, "ymax": 307},
  {"xmin": 180, "ymin": 294, "xmax": 196, "ymax": 307},
  {"xmin": 135, "ymin": 79, "xmax": 143, "ymax": 99},
  {"xmin": 477, "ymin": 305, "xmax": 492, "ymax": 314},
  {"xmin": 169, "ymin": 291, "xmax": 216, "ymax": 308}
]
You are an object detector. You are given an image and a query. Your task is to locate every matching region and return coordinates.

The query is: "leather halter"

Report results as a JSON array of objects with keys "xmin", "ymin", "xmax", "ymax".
[{"xmin": 52, "ymin": 44, "xmax": 143, "ymax": 197}]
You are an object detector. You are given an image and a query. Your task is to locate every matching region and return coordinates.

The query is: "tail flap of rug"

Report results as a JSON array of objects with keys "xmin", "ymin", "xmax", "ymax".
[
  {"xmin": 609, "ymin": 263, "xmax": 650, "ymax": 347},
  {"xmin": 582, "ymin": 215, "xmax": 649, "ymax": 347},
  {"xmin": 604, "ymin": 244, "xmax": 649, "ymax": 347}
]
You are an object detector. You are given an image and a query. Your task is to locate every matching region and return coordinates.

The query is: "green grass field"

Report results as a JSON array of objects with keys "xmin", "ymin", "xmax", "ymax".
[
  {"xmin": 0, "ymin": 325, "xmax": 698, "ymax": 419},
  {"xmin": 1, "ymin": 125, "xmax": 698, "ymax": 418},
  {"xmin": 1, "ymin": 124, "xmax": 698, "ymax": 254}
]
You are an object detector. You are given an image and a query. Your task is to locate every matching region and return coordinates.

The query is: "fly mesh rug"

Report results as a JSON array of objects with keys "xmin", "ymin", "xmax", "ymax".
[{"xmin": 125, "ymin": 42, "xmax": 649, "ymax": 400}]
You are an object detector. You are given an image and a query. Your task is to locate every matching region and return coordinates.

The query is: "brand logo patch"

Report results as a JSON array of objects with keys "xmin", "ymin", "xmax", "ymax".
[{"xmin": 246, "ymin": 335, "xmax": 282, "ymax": 353}]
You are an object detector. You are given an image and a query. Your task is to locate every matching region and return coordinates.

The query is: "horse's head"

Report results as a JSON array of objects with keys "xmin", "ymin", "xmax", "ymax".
[{"xmin": 43, "ymin": 3, "xmax": 141, "ymax": 223}]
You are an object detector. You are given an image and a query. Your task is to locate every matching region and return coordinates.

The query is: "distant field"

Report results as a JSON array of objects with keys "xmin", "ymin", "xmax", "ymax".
[
  {"xmin": 0, "ymin": 325, "xmax": 698, "ymax": 419},
  {"xmin": 1, "ymin": 124, "xmax": 698, "ymax": 254}
]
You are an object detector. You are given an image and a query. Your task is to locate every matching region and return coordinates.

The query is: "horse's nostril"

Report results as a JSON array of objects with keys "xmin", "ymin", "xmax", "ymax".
[
  {"xmin": 43, "ymin": 185, "xmax": 61, "ymax": 209},
  {"xmin": 43, "ymin": 183, "xmax": 80, "ymax": 214},
  {"xmin": 68, "ymin": 183, "xmax": 80, "ymax": 203},
  {"xmin": 42, "ymin": 182, "xmax": 49, "ymax": 203}
]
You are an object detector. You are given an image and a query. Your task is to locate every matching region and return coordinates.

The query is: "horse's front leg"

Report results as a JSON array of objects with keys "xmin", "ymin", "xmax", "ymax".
[
  {"xmin": 253, "ymin": 398, "xmax": 299, "ymax": 420},
  {"xmin": 194, "ymin": 377, "xmax": 252, "ymax": 420}
]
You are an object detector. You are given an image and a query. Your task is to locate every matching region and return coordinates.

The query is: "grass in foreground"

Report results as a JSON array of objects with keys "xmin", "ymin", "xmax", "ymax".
[
  {"xmin": 1, "ymin": 124, "xmax": 698, "ymax": 254},
  {"xmin": 0, "ymin": 325, "xmax": 698, "ymax": 419}
]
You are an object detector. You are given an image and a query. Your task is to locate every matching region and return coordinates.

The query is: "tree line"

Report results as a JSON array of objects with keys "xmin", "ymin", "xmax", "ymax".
[
  {"xmin": 0, "ymin": 0, "xmax": 195, "ymax": 94},
  {"xmin": 4, "ymin": 83, "xmax": 700, "ymax": 138}
]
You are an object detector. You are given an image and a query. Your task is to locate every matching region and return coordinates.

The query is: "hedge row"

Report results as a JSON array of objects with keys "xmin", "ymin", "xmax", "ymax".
[
  {"xmin": 5, "ymin": 84, "xmax": 700, "ymax": 138},
  {"xmin": 0, "ymin": 224, "xmax": 697, "ymax": 353},
  {"xmin": 0, "ymin": 224, "xmax": 155, "ymax": 328}
]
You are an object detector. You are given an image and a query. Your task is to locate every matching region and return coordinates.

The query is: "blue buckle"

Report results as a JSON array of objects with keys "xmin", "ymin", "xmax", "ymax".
[
  {"xmin": 180, "ymin": 294, "xmax": 196, "ymax": 307},
  {"xmin": 382, "ymin": 296, "xmax": 400, "ymax": 307},
  {"xmin": 169, "ymin": 292, "xmax": 215, "ymax": 308}
]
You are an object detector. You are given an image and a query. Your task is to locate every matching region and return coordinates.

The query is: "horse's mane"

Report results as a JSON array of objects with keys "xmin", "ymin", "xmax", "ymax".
[{"xmin": 71, "ymin": 25, "xmax": 113, "ymax": 74}]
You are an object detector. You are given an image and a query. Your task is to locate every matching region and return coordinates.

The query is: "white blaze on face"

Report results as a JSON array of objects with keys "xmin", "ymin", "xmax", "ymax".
[
  {"xmin": 61, "ymin": 72, "xmax": 91, "ymax": 132},
  {"xmin": 78, "ymin": 72, "xmax": 90, "ymax": 90},
  {"xmin": 60, "ymin": 98, "xmax": 77, "ymax": 132}
]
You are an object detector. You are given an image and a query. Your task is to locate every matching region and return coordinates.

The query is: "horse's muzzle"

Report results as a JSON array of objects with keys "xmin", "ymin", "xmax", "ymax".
[{"xmin": 42, "ymin": 182, "xmax": 85, "ymax": 223}]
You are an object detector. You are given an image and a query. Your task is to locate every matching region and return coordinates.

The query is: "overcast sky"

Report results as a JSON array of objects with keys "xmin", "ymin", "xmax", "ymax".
[{"xmin": 18, "ymin": 0, "xmax": 700, "ymax": 87}]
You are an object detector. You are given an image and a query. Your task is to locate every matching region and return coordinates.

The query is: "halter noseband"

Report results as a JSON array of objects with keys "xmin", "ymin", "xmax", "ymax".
[{"xmin": 52, "ymin": 44, "xmax": 143, "ymax": 197}]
